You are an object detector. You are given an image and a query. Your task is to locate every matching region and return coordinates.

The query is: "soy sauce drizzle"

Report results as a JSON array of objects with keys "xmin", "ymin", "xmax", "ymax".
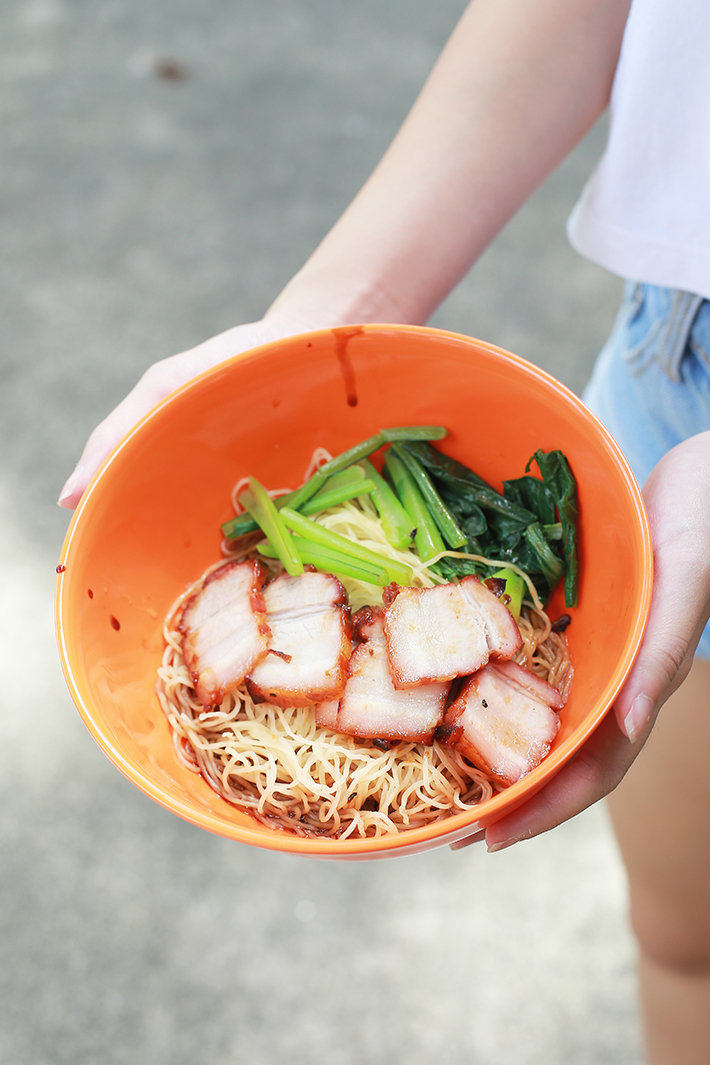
[{"xmin": 331, "ymin": 326, "xmax": 361, "ymax": 407}]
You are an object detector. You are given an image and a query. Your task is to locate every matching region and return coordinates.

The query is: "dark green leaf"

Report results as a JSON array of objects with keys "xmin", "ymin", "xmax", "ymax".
[{"xmin": 526, "ymin": 450, "xmax": 579, "ymax": 607}]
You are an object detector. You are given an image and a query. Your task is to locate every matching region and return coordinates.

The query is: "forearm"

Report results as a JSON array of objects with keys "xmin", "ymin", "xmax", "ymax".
[{"xmin": 268, "ymin": 0, "xmax": 631, "ymax": 328}]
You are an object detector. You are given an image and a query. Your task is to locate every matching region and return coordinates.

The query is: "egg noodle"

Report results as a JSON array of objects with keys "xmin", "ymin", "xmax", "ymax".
[{"xmin": 155, "ymin": 454, "xmax": 573, "ymax": 839}]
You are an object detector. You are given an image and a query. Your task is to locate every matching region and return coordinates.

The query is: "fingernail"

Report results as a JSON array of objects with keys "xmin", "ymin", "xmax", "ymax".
[
  {"xmin": 623, "ymin": 694, "xmax": 653, "ymax": 744},
  {"xmin": 487, "ymin": 835, "xmax": 523, "ymax": 854},
  {"xmin": 57, "ymin": 465, "xmax": 83, "ymax": 508}
]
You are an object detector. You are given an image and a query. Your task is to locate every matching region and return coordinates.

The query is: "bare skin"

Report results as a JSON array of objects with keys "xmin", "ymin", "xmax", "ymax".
[{"xmin": 608, "ymin": 658, "xmax": 710, "ymax": 1065}]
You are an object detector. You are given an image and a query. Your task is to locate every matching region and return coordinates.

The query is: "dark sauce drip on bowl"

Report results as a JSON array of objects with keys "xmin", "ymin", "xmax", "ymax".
[{"xmin": 331, "ymin": 326, "xmax": 362, "ymax": 407}]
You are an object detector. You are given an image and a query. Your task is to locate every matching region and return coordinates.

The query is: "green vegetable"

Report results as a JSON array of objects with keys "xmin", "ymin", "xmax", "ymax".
[
  {"xmin": 221, "ymin": 468, "xmax": 373, "ymax": 538},
  {"xmin": 221, "ymin": 510, "xmax": 262, "ymax": 540},
  {"xmin": 239, "ymin": 478, "xmax": 303, "ymax": 576},
  {"xmin": 383, "ymin": 450, "xmax": 445, "ymax": 563},
  {"xmin": 526, "ymin": 449, "xmax": 579, "ymax": 608},
  {"xmin": 220, "ymin": 429, "xmax": 579, "ymax": 608},
  {"xmin": 261, "ymin": 425, "xmax": 450, "ymax": 515},
  {"xmin": 307, "ymin": 464, "xmax": 367, "ymax": 497},
  {"xmin": 359, "ymin": 459, "xmax": 415, "ymax": 550},
  {"xmin": 285, "ymin": 434, "xmax": 383, "ymax": 511},
  {"xmin": 522, "ymin": 524, "xmax": 565, "ymax": 591},
  {"xmin": 279, "ymin": 506, "xmax": 414, "ymax": 585},
  {"xmin": 488, "ymin": 567, "xmax": 525, "ymax": 620},
  {"xmin": 400, "ymin": 440, "xmax": 579, "ymax": 605},
  {"xmin": 221, "ymin": 427, "xmax": 447, "ymax": 538},
  {"xmin": 300, "ymin": 468, "xmax": 376, "ymax": 515},
  {"xmin": 380, "ymin": 425, "xmax": 448, "ymax": 443},
  {"xmin": 259, "ymin": 538, "xmax": 389, "ymax": 586},
  {"xmin": 390, "ymin": 443, "xmax": 467, "ymax": 549}
]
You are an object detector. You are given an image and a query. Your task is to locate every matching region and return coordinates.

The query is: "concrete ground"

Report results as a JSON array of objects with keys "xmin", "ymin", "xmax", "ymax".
[{"xmin": 1, "ymin": 2, "xmax": 642, "ymax": 1063}]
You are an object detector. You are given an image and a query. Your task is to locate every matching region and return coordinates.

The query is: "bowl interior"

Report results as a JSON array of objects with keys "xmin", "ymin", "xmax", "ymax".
[{"xmin": 56, "ymin": 325, "xmax": 652, "ymax": 858}]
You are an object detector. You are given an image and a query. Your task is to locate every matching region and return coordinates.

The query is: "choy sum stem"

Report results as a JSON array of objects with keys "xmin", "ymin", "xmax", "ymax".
[
  {"xmin": 359, "ymin": 459, "xmax": 415, "ymax": 550},
  {"xmin": 240, "ymin": 478, "xmax": 303, "ymax": 576},
  {"xmin": 279, "ymin": 506, "xmax": 414, "ymax": 585},
  {"xmin": 489, "ymin": 567, "xmax": 525, "ymax": 620},
  {"xmin": 383, "ymin": 450, "xmax": 445, "ymax": 563},
  {"xmin": 299, "ymin": 471, "xmax": 376, "ymax": 515},
  {"xmin": 390, "ymin": 443, "xmax": 467, "ymax": 549},
  {"xmin": 222, "ymin": 427, "xmax": 448, "ymax": 537},
  {"xmin": 380, "ymin": 425, "xmax": 448, "ymax": 443},
  {"xmin": 259, "ymin": 538, "xmax": 389, "ymax": 586}
]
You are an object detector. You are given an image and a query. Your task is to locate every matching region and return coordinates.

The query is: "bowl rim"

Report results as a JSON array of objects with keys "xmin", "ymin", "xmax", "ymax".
[{"xmin": 55, "ymin": 323, "xmax": 654, "ymax": 857}]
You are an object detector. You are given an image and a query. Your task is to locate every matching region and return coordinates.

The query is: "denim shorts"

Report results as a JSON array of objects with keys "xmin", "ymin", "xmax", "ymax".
[{"xmin": 583, "ymin": 281, "xmax": 710, "ymax": 658}]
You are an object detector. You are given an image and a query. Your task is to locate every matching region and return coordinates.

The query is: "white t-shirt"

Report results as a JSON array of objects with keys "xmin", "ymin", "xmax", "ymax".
[{"xmin": 567, "ymin": 0, "xmax": 710, "ymax": 300}]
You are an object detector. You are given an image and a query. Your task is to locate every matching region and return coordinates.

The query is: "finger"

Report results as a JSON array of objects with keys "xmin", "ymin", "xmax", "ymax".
[
  {"xmin": 448, "ymin": 828, "xmax": 486, "ymax": 851},
  {"xmin": 57, "ymin": 326, "xmax": 257, "ymax": 509},
  {"xmin": 612, "ymin": 528, "xmax": 710, "ymax": 740},
  {"xmin": 57, "ymin": 363, "xmax": 179, "ymax": 508},
  {"xmin": 610, "ymin": 527, "xmax": 707, "ymax": 741},
  {"xmin": 57, "ymin": 318, "xmax": 316, "ymax": 509}
]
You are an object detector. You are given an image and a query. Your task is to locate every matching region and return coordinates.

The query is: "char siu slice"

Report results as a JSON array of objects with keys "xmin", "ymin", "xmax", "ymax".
[
  {"xmin": 315, "ymin": 606, "xmax": 449, "ymax": 743},
  {"xmin": 383, "ymin": 576, "xmax": 521, "ymax": 689},
  {"xmin": 442, "ymin": 659, "xmax": 563, "ymax": 786},
  {"xmin": 178, "ymin": 558, "xmax": 271, "ymax": 707},
  {"xmin": 247, "ymin": 569, "xmax": 352, "ymax": 707}
]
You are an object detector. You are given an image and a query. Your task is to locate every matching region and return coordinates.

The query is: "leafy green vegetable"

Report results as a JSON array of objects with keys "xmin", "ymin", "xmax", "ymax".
[
  {"xmin": 400, "ymin": 440, "xmax": 578, "ymax": 606},
  {"xmin": 390, "ymin": 443, "xmax": 467, "ymax": 549},
  {"xmin": 380, "ymin": 425, "xmax": 448, "ymax": 443},
  {"xmin": 221, "ymin": 426, "xmax": 448, "ymax": 538},
  {"xmin": 220, "ymin": 510, "xmax": 262, "ymax": 540},
  {"xmin": 286, "ymin": 425, "xmax": 448, "ymax": 512},
  {"xmin": 527, "ymin": 449, "xmax": 579, "ymax": 608},
  {"xmin": 489, "ymin": 567, "xmax": 525, "ymax": 620},
  {"xmin": 523, "ymin": 523, "xmax": 565, "ymax": 591},
  {"xmin": 222, "ymin": 468, "xmax": 375, "ymax": 538},
  {"xmin": 220, "ymin": 429, "xmax": 579, "ymax": 608}
]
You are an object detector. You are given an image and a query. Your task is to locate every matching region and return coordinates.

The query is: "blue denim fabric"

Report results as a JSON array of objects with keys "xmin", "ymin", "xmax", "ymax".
[{"xmin": 583, "ymin": 281, "xmax": 710, "ymax": 658}]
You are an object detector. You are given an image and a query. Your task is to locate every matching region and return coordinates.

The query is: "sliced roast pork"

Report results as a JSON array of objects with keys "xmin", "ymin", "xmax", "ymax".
[
  {"xmin": 442, "ymin": 660, "xmax": 563, "ymax": 786},
  {"xmin": 247, "ymin": 569, "xmax": 352, "ymax": 707},
  {"xmin": 178, "ymin": 558, "xmax": 271, "ymax": 707},
  {"xmin": 315, "ymin": 606, "xmax": 449, "ymax": 743},
  {"xmin": 382, "ymin": 576, "xmax": 522, "ymax": 689}
]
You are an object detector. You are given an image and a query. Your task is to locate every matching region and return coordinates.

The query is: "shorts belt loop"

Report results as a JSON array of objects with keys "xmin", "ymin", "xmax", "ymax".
[{"xmin": 658, "ymin": 290, "xmax": 704, "ymax": 380}]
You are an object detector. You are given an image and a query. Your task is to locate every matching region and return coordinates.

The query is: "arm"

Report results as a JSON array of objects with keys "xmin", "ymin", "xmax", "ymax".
[
  {"xmin": 59, "ymin": 0, "xmax": 630, "ymax": 508},
  {"xmin": 269, "ymin": 0, "xmax": 631, "ymax": 328}
]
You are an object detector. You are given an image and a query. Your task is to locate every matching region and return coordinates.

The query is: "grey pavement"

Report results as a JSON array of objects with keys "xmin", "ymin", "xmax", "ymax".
[{"xmin": 1, "ymin": 2, "xmax": 641, "ymax": 1064}]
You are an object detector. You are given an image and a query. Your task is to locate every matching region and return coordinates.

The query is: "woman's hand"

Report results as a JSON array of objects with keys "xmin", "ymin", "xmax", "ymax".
[
  {"xmin": 57, "ymin": 314, "xmax": 324, "ymax": 509},
  {"xmin": 454, "ymin": 431, "xmax": 710, "ymax": 852}
]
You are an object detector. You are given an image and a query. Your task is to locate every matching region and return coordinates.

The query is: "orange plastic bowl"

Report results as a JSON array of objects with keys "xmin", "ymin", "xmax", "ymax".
[{"xmin": 55, "ymin": 325, "xmax": 652, "ymax": 859}]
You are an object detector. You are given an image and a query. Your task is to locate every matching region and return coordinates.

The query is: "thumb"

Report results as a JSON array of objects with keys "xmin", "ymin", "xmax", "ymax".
[
  {"xmin": 57, "ymin": 356, "xmax": 194, "ymax": 509},
  {"xmin": 57, "ymin": 318, "xmax": 302, "ymax": 510},
  {"xmin": 613, "ymin": 437, "xmax": 710, "ymax": 742},
  {"xmin": 613, "ymin": 596, "xmax": 709, "ymax": 744}
]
